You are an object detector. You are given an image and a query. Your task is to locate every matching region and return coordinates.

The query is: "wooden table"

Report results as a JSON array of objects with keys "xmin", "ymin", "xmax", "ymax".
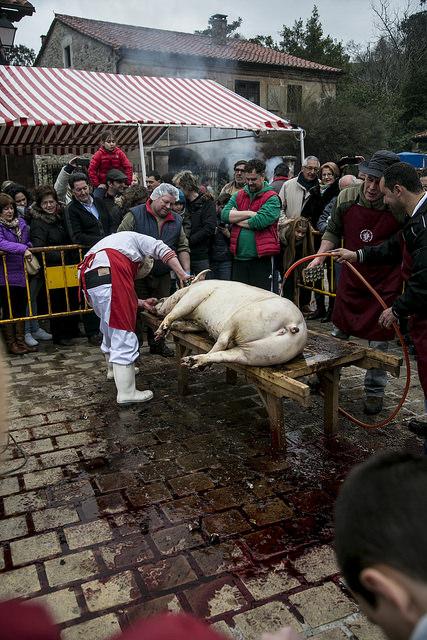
[{"xmin": 142, "ymin": 313, "xmax": 401, "ymax": 452}]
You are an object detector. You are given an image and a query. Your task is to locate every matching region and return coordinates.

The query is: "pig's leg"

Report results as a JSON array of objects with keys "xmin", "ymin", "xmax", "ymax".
[
  {"xmin": 156, "ymin": 288, "xmax": 212, "ymax": 338},
  {"xmin": 182, "ymin": 346, "xmax": 250, "ymax": 370},
  {"xmin": 170, "ymin": 320, "xmax": 203, "ymax": 333}
]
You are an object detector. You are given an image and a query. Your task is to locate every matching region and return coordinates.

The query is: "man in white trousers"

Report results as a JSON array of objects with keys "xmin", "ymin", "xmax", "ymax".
[{"xmin": 78, "ymin": 229, "xmax": 191, "ymax": 404}]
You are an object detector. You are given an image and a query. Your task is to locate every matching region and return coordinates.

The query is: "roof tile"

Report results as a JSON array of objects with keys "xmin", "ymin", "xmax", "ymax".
[{"xmin": 55, "ymin": 14, "xmax": 341, "ymax": 74}]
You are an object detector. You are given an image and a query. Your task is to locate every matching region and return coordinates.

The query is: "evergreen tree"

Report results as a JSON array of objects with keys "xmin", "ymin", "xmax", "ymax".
[
  {"xmin": 7, "ymin": 44, "xmax": 35, "ymax": 66},
  {"xmin": 195, "ymin": 16, "xmax": 243, "ymax": 39},
  {"xmin": 279, "ymin": 6, "xmax": 349, "ymax": 68}
]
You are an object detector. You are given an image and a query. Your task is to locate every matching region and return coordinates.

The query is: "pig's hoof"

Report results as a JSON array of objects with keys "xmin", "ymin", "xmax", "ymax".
[
  {"xmin": 181, "ymin": 355, "xmax": 196, "ymax": 368},
  {"xmin": 182, "ymin": 355, "xmax": 207, "ymax": 370}
]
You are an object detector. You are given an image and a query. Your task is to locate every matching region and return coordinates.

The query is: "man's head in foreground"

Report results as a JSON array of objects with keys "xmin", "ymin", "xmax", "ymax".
[{"xmin": 335, "ymin": 451, "xmax": 427, "ymax": 640}]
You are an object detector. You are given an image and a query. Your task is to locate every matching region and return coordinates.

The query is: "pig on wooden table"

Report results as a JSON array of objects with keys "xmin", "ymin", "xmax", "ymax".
[{"xmin": 153, "ymin": 279, "xmax": 307, "ymax": 369}]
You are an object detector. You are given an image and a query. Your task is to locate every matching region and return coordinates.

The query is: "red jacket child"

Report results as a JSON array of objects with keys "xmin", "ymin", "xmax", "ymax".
[{"xmin": 88, "ymin": 130, "xmax": 133, "ymax": 187}]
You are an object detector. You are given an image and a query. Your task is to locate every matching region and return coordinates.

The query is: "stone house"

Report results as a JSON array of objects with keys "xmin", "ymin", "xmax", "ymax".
[
  {"xmin": 36, "ymin": 14, "xmax": 341, "ymax": 119},
  {"xmin": 34, "ymin": 13, "xmax": 342, "ymax": 181}
]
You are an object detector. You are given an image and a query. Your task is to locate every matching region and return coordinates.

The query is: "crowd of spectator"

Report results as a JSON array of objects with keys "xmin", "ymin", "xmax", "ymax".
[{"xmin": 1, "ymin": 130, "xmax": 426, "ymax": 384}]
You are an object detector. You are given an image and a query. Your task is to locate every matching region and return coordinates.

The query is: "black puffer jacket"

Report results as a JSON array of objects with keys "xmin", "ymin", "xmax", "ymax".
[
  {"xmin": 187, "ymin": 193, "xmax": 216, "ymax": 261},
  {"xmin": 301, "ymin": 180, "xmax": 340, "ymax": 229},
  {"xmin": 30, "ymin": 206, "xmax": 73, "ymax": 265}
]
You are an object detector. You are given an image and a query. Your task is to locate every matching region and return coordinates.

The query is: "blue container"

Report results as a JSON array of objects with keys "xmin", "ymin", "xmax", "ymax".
[{"xmin": 398, "ymin": 152, "xmax": 427, "ymax": 169}]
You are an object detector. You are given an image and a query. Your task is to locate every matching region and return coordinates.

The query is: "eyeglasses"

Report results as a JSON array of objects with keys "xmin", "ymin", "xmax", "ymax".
[{"xmin": 304, "ymin": 166, "xmax": 319, "ymax": 173}]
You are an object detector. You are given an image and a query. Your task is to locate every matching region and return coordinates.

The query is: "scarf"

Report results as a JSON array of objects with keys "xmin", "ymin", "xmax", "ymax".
[
  {"xmin": 0, "ymin": 216, "xmax": 22, "ymax": 241},
  {"xmin": 297, "ymin": 173, "xmax": 319, "ymax": 192},
  {"xmin": 31, "ymin": 206, "xmax": 60, "ymax": 225}
]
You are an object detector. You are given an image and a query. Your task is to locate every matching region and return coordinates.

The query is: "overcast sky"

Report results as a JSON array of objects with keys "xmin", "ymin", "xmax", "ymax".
[{"xmin": 16, "ymin": 0, "xmax": 418, "ymax": 54}]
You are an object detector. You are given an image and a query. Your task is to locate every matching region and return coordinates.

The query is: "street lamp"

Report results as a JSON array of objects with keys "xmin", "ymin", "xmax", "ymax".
[{"xmin": 0, "ymin": 14, "xmax": 17, "ymax": 50}]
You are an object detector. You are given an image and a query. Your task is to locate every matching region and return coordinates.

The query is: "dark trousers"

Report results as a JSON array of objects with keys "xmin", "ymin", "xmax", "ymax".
[
  {"xmin": 136, "ymin": 273, "xmax": 171, "ymax": 346},
  {"xmin": 82, "ymin": 310, "xmax": 100, "ymax": 338},
  {"xmin": 48, "ymin": 288, "xmax": 80, "ymax": 341},
  {"xmin": 191, "ymin": 258, "xmax": 211, "ymax": 278},
  {"xmin": 0, "ymin": 285, "xmax": 26, "ymax": 320},
  {"xmin": 232, "ymin": 257, "xmax": 273, "ymax": 291},
  {"xmin": 210, "ymin": 261, "xmax": 232, "ymax": 280}
]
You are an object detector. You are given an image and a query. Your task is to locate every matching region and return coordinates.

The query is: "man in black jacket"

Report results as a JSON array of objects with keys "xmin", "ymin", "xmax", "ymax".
[
  {"xmin": 65, "ymin": 172, "xmax": 116, "ymax": 345},
  {"xmin": 332, "ymin": 163, "xmax": 427, "ymax": 436},
  {"xmin": 173, "ymin": 170, "xmax": 216, "ymax": 275}
]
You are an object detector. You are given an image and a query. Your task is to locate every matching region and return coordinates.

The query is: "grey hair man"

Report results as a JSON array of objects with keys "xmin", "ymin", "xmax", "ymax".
[
  {"xmin": 279, "ymin": 156, "xmax": 320, "ymax": 219},
  {"xmin": 118, "ymin": 183, "xmax": 190, "ymax": 357}
]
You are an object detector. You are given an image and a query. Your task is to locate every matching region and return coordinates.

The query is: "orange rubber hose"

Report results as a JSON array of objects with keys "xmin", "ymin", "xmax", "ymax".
[{"xmin": 284, "ymin": 253, "xmax": 411, "ymax": 430}]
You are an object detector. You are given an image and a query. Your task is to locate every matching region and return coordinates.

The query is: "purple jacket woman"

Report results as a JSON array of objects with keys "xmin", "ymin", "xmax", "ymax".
[
  {"xmin": 0, "ymin": 193, "xmax": 34, "ymax": 355},
  {"xmin": 0, "ymin": 216, "xmax": 31, "ymax": 286}
]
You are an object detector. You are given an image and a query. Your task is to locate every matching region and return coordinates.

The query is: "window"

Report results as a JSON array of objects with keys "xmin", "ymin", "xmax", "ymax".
[
  {"xmin": 287, "ymin": 84, "xmax": 302, "ymax": 113},
  {"xmin": 63, "ymin": 44, "xmax": 72, "ymax": 68},
  {"xmin": 235, "ymin": 80, "xmax": 260, "ymax": 105}
]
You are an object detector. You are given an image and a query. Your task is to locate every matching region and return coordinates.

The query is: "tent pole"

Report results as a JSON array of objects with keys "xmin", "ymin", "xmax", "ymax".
[
  {"xmin": 299, "ymin": 129, "xmax": 305, "ymax": 165},
  {"xmin": 138, "ymin": 124, "xmax": 147, "ymax": 187}
]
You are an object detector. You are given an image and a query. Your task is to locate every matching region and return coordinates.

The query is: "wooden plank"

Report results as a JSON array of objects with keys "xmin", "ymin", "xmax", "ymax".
[
  {"xmin": 172, "ymin": 331, "xmax": 311, "ymax": 403},
  {"xmin": 319, "ymin": 369, "xmax": 340, "ymax": 436},
  {"xmin": 353, "ymin": 352, "xmax": 402, "ymax": 378},
  {"xmin": 258, "ymin": 389, "xmax": 286, "ymax": 452},
  {"xmin": 226, "ymin": 368, "xmax": 238, "ymax": 385},
  {"xmin": 174, "ymin": 338, "xmax": 190, "ymax": 396}
]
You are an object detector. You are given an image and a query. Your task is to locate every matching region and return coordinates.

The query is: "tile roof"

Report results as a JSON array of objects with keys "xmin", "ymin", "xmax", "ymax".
[{"xmin": 54, "ymin": 14, "xmax": 341, "ymax": 74}]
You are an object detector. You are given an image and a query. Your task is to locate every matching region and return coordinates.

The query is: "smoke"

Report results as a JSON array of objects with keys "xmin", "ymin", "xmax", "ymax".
[{"xmin": 265, "ymin": 156, "xmax": 283, "ymax": 181}]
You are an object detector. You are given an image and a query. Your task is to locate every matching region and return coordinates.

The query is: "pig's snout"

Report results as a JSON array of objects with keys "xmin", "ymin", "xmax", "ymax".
[{"xmin": 289, "ymin": 326, "xmax": 300, "ymax": 334}]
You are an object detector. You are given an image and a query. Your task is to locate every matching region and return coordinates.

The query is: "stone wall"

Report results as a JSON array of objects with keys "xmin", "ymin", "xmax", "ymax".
[
  {"xmin": 37, "ymin": 22, "xmax": 116, "ymax": 72},
  {"xmin": 118, "ymin": 58, "xmax": 337, "ymax": 116}
]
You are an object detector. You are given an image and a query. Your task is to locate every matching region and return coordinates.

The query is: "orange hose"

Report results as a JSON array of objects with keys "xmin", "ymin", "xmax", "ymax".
[{"xmin": 284, "ymin": 253, "xmax": 411, "ymax": 430}]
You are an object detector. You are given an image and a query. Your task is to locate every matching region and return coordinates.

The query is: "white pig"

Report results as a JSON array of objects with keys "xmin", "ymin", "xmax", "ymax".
[{"xmin": 154, "ymin": 279, "xmax": 307, "ymax": 369}]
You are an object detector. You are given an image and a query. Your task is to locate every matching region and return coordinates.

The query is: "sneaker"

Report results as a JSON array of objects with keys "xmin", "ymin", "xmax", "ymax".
[
  {"xmin": 24, "ymin": 332, "xmax": 38, "ymax": 347},
  {"xmin": 32, "ymin": 328, "xmax": 52, "ymax": 341},
  {"xmin": 407, "ymin": 418, "xmax": 427, "ymax": 438},
  {"xmin": 363, "ymin": 396, "xmax": 384, "ymax": 415}
]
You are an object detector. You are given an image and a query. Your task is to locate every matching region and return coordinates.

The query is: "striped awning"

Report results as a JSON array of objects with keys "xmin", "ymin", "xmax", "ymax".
[{"xmin": 0, "ymin": 65, "xmax": 293, "ymax": 156}]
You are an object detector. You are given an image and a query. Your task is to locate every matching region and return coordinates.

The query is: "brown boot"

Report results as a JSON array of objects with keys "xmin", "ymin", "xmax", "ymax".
[
  {"xmin": 15, "ymin": 321, "xmax": 37, "ymax": 353},
  {"xmin": 2, "ymin": 323, "xmax": 28, "ymax": 355}
]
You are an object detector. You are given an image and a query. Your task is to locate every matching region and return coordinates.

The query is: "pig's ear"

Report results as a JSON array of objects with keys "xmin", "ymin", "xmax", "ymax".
[{"xmin": 193, "ymin": 269, "xmax": 211, "ymax": 283}]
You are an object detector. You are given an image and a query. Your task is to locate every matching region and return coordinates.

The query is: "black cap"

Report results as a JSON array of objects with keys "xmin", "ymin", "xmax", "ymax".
[
  {"xmin": 358, "ymin": 150, "xmax": 400, "ymax": 178},
  {"xmin": 106, "ymin": 168, "xmax": 127, "ymax": 182}
]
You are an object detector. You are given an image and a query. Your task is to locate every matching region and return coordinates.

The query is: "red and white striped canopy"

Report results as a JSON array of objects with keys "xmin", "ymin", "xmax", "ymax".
[{"xmin": 0, "ymin": 65, "xmax": 293, "ymax": 156}]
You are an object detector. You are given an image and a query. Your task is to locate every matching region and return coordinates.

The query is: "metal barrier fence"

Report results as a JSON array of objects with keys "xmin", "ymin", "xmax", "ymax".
[
  {"xmin": 0, "ymin": 245, "xmax": 90, "ymax": 325},
  {"xmin": 297, "ymin": 254, "xmax": 337, "ymax": 298},
  {"xmin": 0, "ymin": 241, "xmax": 337, "ymax": 326}
]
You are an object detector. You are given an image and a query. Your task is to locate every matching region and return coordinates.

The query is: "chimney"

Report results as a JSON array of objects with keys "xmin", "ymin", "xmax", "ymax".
[
  {"xmin": 211, "ymin": 14, "xmax": 227, "ymax": 46},
  {"xmin": 40, "ymin": 35, "xmax": 46, "ymax": 46}
]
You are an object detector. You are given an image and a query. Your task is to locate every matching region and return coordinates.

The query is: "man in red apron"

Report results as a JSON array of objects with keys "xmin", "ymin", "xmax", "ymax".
[
  {"xmin": 79, "ymin": 231, "xmax": 191, "ymax": 405},
  {"xmin": 308, "ymin": 150, "xmax": 403, "ymax": 415},
  {"xmin": 332, "ymin": 163, "xmax": 427, "ymax": 437}
]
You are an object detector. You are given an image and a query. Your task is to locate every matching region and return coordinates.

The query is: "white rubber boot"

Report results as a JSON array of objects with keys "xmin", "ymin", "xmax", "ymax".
[
  {"xmin": 113, "ymin": 363, "xmax": 153, "ymax": 405},
  {"xmin": 105, "ymin": 353, "xmax": 114, "ymax": 380},
  {"xmin": 106, "ymin": 354, "xmax": 139, "ymax": 379}
]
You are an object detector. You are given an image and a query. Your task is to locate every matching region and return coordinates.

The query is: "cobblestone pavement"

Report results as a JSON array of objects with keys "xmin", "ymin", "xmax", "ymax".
[{"xmin": 0, "ymin": 319, "xmax": 425, "ymax": 640}]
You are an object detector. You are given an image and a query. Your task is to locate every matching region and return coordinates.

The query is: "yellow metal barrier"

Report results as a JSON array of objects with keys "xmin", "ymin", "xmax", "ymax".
[
  {"xmin": 0, "ymin": 245, "xmax": 91, "ymax": 325},
  {"xmin": 295, "ymin": 231, "xmax": 338, "ymax": 298}
]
